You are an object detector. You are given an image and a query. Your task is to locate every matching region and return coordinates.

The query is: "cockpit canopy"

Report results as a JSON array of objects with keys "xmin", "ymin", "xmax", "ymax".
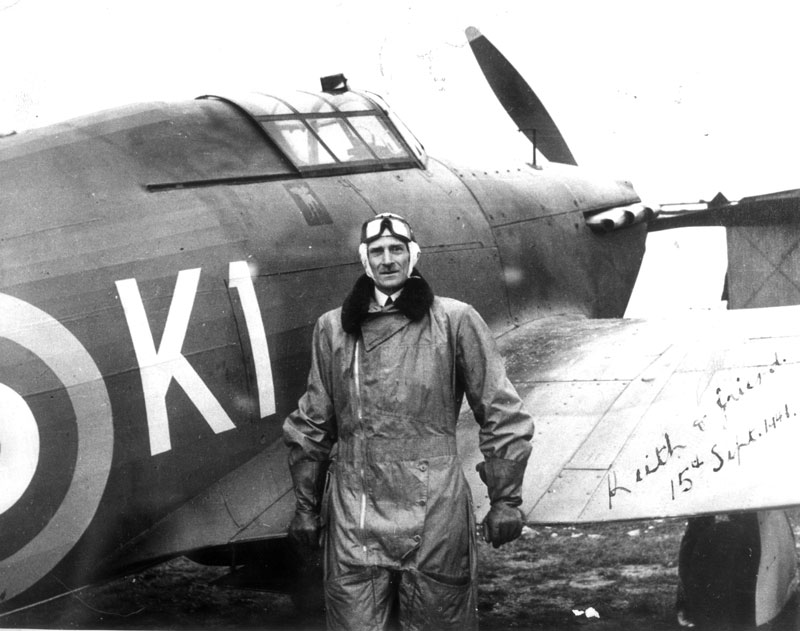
[{"xmin": 199, "ymin": 89, "xmax": 426, "ymax": 176}]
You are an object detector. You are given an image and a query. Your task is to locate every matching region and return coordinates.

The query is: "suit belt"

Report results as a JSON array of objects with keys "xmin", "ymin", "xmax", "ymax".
[{"xmin": 337, "ymin": 435, "xmax": 458, "ymax": 462}]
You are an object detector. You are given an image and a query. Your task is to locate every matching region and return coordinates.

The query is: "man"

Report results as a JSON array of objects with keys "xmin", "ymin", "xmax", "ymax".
[{"xmin": 283, "ymin": 212, "xmax": 534, "ymax": 630}]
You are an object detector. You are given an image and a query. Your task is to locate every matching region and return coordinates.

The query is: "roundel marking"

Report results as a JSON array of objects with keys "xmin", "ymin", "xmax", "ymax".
[
  {"xmin": 0, "ymin": 383, "xmax": 40, "ymax": 515},
  {"xmin": 0, "ymin": 293, "xmax": 114, "ymax": 603}
]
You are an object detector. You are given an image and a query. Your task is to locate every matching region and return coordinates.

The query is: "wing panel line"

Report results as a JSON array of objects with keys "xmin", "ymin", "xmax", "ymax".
[{"xmin": 528, "ymin": 340, "xmax": 693, "ymax": 522}]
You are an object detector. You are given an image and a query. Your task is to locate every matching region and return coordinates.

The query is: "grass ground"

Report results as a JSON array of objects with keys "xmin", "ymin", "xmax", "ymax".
[
  {"xmin": 4, "ymin": 513, "xmax": 800, "ymax": 630},
  {"xmin": 478, "ymin": 518, "xmax": 684, "ymax": 630}
]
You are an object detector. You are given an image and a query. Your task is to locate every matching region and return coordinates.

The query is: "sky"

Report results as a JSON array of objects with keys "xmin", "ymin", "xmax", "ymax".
[{"xmin": 2, "ymin": 0, "xmax": 798, "ymax": 314}]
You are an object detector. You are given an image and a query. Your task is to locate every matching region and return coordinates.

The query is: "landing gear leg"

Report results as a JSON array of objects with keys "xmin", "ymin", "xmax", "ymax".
[{"xmin": 676, "ymin": 510, "xmax": 797, "ymax": 629}]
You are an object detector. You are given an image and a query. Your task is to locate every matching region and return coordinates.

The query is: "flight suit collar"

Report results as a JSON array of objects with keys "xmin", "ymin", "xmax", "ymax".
[{"xmin": 341, "ymin": 271, "xmax": 434, "ymax": 335}]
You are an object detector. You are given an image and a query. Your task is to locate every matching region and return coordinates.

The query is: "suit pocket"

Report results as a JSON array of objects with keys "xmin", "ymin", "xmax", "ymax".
[{"xmin": 402, "ymin": 569, "xmax": 476, "ymax": 631}]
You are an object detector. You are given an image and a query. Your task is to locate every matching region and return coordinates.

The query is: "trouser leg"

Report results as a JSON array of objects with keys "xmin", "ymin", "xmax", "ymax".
[
  {"xmin": 324, "ymin": 565, "xmax": 396, "ymax": 631},
  {"xmin": 397, "ymin": 568, "xmax": 478, "ymax": 631}
]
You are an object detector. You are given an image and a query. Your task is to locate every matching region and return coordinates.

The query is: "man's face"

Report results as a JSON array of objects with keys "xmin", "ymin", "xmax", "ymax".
[{"xmin": 367, "ymin": 234, "xmax": 410, "ymax": 295}]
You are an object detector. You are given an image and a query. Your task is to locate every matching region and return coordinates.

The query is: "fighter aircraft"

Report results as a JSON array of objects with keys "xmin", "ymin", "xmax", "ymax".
[{"xmin": 2, "ymin": 24, "xmax": 800, "ymax": 629}]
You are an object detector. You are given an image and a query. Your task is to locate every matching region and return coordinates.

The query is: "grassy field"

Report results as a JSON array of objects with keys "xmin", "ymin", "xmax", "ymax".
[
  {"xmin": 3, "ymin": 514, "xmax": 799, "ymax": 630},
  {"xmin": 478, "ymin": 518, "xmax": 684, "ymax": 630}
]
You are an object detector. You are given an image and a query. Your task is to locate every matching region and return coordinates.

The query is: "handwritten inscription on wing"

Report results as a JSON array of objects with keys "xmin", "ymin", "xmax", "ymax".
[{"xmin": 598, "ymin": 346, "xmax": 800, "ymax": 520}]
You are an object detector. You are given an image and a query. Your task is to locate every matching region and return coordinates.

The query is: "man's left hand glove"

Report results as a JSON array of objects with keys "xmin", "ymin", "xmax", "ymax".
[
  {"xmin": 477, "ymin": 458, "xmax": 527, "ymax": 548},
  {"xmin": 482, "ymin": 503, "xmax": 524, "ymax": 548}
]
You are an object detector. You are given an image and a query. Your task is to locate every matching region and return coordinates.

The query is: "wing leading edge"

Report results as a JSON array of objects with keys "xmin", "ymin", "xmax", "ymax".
[{"xmin": 459, "ymin": 307, "xmax": 800, "ymax": 524}]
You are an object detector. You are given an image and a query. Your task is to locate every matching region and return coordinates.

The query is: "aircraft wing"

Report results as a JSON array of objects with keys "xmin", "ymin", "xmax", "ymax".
[
  {"xmin": 459, "ymin": 305, "xmax": 800, "ymax": 524},
  {"xmin": 109, "ymin": 304, "xmax": 800, "ymax": 565},
  {"xmin": 102, "ymin": 438, "xmax": 296, "ymax": 570}
]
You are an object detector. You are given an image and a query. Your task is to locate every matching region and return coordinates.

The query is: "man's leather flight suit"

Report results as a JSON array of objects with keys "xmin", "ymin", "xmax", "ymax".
[{"xmin": 284, "ymin": 274, "xmax": 533, "ymax": 630}]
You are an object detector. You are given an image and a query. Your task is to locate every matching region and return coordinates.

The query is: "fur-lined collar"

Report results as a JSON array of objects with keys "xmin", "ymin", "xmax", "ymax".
[{"xmin": 341, "ymin": 271, "xmax": 434, "ymax": 334}]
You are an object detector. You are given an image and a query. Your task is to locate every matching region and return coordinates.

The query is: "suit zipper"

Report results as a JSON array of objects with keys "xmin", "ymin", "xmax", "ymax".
[{"xmin": 354, "ymin": 340, "xmax": 368, "ymax": 552}]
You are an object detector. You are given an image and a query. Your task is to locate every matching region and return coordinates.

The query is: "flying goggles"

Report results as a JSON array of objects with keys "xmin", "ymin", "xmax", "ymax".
[{"xmin": 361, "ymin": 213, "xmax": 416, "ymax": 244}]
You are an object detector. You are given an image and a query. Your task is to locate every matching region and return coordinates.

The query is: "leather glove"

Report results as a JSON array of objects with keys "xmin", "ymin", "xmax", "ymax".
[
  {"xmin": 477, "ymin": 458, "xmax": 527, "ymax": 548},
  {"xmin": 482, "ymin": 503, "xmax": 524, "ymax": 548},
  {"xmin": 287, "ymin": 460, "xmax": 328, "ymax": 549},
  {"xmin": 288, "ymin": 510, "xmax": 322, "ymax": 549}
]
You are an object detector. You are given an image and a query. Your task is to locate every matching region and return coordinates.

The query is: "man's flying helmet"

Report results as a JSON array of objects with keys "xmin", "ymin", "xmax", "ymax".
[{"xmin": 358, "ymin": 213, "xmax": 421, "ymax": 278}]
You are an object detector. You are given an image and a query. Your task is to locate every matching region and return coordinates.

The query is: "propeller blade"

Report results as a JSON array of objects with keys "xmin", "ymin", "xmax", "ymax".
[{"xmin": 466, "ymin": 26, "xmax": 577, "ymax": 166}]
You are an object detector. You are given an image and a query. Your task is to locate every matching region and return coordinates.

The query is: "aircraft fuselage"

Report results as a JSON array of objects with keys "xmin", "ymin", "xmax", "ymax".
[{"xmin": 0, "ymin": 89, "xmax": 645, "ymax": 609}]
